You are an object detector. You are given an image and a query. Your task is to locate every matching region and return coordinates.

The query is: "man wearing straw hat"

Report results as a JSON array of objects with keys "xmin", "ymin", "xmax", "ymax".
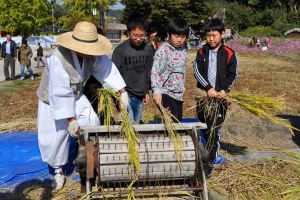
[{"xmin": 36, "ymin": 21, "xmax": 129, "ymax": 191}]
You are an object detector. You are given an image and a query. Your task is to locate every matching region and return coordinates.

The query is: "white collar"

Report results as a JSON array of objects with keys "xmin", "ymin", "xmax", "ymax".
[{"xmin": 71, "ymin": 51, "xmax": 85, "ymax": 80}]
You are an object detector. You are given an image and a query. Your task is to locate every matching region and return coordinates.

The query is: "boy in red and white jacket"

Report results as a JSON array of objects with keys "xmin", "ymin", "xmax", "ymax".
[{"xmin": 193, "ymin": 18, "xmax": 238, "ymax": 176}]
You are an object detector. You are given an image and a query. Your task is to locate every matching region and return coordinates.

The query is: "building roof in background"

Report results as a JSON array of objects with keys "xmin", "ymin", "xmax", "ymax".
[
  {"xmin": 107, "ymin": 23, "xmax": 127, "ymax": 31},
  {"xmin": 284, "ymin": 28, "xmax": 300, "ymax": 36}
]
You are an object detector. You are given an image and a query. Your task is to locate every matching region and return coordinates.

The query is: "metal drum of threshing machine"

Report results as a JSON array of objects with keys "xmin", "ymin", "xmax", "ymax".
[{"xmin": 77, "ymin": 122, "xmax": 209, "ymax": 199}]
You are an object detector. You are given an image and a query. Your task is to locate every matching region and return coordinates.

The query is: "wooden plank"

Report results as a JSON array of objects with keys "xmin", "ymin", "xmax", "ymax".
[
  {"xmin": 99, "ymin": 150, "xmax": 196, "ymax": 164},
  {"xmin": 99, "ymin": 162, "xmax": 196, "ymax": 181},
  {"xmin": 100, "ymin": 171, "xmax": 195, "ymax": 182},
  {"xmin": 100, "ymin": 162, "xmax": 196, "ymax": 175},
  {"xmin": 99, "ymin": 140, "xmax": 195, "ymax": 153},
  {"xmin": 98, "ymin": 135, "xmax": 193, "ymax": 144},
  {"xmin": 81, "ymin": 122, "xmax": 207, "ymax": 134},
  {"xmin": 86, "ymin": 141, "xmax": 94, "ymax": 179}
]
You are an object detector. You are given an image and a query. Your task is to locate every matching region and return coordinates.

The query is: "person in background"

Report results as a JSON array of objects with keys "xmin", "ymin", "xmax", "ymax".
[
  {"xmin": 193, "ymin": 18, "xmax": 238, "ymax": 177},
  {"xmin": 255, "ymin": 36, "xmax": 260, "ymax": 47},
  {"xmin": 18, "ymin": 39, "xmax": 34, "ymax": 80},
  {"xmin": 35, "ymin": 42, "xmax": 46, "ymax": 68},
  {"xmin": 264, "ymin": 36, "xmax": 272, "ymax": 48},
  {"xmin": 149, "ymin": 32, "xmax": 158, "ymax": 51},
  {"xmin": 151, "ymin": 18, "xmax": 189, "ymax": 121},
  {"xmin": 1, "ymin": 32, "xmax": 17, "ymax": 81},
  {"xmin": 112, "ymin": 13, "xmax": 154, "ymax": 124}
]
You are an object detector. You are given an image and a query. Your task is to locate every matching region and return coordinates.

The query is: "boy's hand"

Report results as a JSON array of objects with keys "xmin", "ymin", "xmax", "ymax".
[
  {"xmin": 153, "ymin": 94, "xmax": 162, "ymax": 105},
  {"xmin": 143, "ymin": 94, "xmax": 150, "ymax": 105},
  {"xmin": 220, "ymin": 90, "xmax": 226, "ymax": 98},
  {"xmin": 207, "ymin": 88, "xmax": 218, "ymax": 97}
]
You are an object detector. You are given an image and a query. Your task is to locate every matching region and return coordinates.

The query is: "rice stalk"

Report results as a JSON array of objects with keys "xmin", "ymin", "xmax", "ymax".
[
  {"xmin": 158, "ymin": 104, "xmax": 183, "ymax": 167},
  {"xmin": 282, "ymin": 185, "xmax": 300, "ymax": 200},
  {"xmin": 98, "ymin": 88, "xmax": 140, "ymax": 199},
  {"xmin": 208, "ymin": 151, "xmax": 300, "ymax": 200},
  {"xmin": 121, "ymin": 111, "xmax": 140, "ymax": 175},
  {"xmin": 229, "ymin": 91, "xmax": 299, "ymax": 132},
  {"xmin": 230, "ymin": 91, "xmax": 285, "ymax": 113},
  {"xmin": 97, "ymin": 88, "xmax": 119, "ymax": 132},
  {"xmin": 120, "ymin": 110, "xmax": 140, "ymax": 200},
  {"xmin": 97, "ymin": 88, "xmax": 140, "ymax": 199},
  {"xmin": 283, "ymin": 150, "xmax": 300, "ymax": 165},
  {"xmin": 196, "ymin": 97, "xmax": 227, "ymax": 152}
]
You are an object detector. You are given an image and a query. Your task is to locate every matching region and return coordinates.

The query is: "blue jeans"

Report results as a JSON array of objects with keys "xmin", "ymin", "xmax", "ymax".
[
  {"xmin": 127, "ymin": 95, "xmax": 143, "ymax": 124},
  {"xmin": 21, "ymin": 65, "xmax": 33, "ymax": 78}
]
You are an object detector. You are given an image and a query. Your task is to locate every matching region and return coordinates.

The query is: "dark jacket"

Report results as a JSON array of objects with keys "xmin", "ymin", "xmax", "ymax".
[
  {"xmin": 1, "ymin": 40, "xmax": 17, "ymax": 58},
  {"xmin": 193, "ymin": 44, "xmax": 238, "ymax": 92},
  {"xmin": 112, "ymin": 40, "xmax": 154, "ymax": 99},
  {"xmin": 37, "ymin": 46, "xmax": 43, "ymax": 57}
]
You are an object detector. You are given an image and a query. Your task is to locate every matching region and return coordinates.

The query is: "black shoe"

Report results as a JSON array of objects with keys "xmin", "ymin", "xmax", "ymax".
[
  {"xmin": 5, "ymin": 77, "xmax": 11, "ymax": 81},
  {"xmin": 204, "ymin": 163, "xmax": 213, "ymax": 179}
]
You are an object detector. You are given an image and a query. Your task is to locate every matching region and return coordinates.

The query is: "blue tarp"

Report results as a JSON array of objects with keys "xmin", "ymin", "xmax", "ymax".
[
  {"xmin": 0, "ymin": 132, "xmax": 50, "ymax": 191},
  {"xmin": 0, "ymin": 132, "xmax": 79, "ymax": 191}
]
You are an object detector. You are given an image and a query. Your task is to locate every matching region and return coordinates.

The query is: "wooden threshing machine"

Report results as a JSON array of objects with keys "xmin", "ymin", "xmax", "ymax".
[{"xmin": 77, "ymin": 122, "xmax": 208, "ymax": 199}]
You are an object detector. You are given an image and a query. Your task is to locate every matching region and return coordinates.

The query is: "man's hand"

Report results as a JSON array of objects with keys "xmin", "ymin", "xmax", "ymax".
[
  {"xmin": 143, "ymin": 94, "xmax": 150, "ymax": 105},
  {"xmin": 120, "ymin": 91, "xmax": 129, "ymax": 110},
  {"xmin": 207, "ymin": 88, "xmax": 218, "ymax": 98},
  {"xmin": 153, "ymin": 94, "xmax": 162, "ymax": 105},
  {"xmin": 67, "ymin": 118, "xmax": 80, "ymax": 137}
]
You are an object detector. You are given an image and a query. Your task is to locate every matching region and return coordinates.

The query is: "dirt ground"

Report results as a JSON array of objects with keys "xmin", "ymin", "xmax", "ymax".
[{"xmin": 0, "ymin": 50, "xmax": 299, "ymax": 199}]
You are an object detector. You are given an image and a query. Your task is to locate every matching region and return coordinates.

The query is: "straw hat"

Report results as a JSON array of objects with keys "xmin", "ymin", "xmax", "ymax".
[{"xmin": 57, "ymin": 21, "xmax": 112, "ymax": 56}]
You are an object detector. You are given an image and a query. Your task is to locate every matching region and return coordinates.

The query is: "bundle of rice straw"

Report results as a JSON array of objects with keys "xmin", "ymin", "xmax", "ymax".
[
  {"xmin": 97, "ymin": 88, "xmax": 140, "ymax": 199},
  {"xmin": 158, "ymin": 104, "xmax": 183, "ymax": 167},
  {"xmin": 196, "ymin": 97, "xmax": 227, "ymax": 152},
  {"xmin": 97, "ymin": 88, "xmax": 119, "ymax": 131},
  {"xmin": 120, "ymin": 108, "xmax": 140, "ymax": 199},
  {"xmin": 120, "ymin": 110, "xmax": 140, "ymax": 174},
  {"xmin": 229, "ymin": 91, "xmax": 299, "ymax": 132}
]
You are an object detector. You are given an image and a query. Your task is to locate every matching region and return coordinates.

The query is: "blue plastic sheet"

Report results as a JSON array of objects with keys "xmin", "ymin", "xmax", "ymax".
[
  {"xmin": 0, "ymin": 132, "xmax": 79, "ymax": 191},
  {"xmin": 0, "ymin": 132, "xmax": 50, "ymax": 190}
]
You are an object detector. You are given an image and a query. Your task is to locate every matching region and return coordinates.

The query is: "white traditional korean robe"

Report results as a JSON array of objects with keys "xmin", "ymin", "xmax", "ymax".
[{"xmin": 37, "ymin": 51, "xmax": 125, "ymax": 167}]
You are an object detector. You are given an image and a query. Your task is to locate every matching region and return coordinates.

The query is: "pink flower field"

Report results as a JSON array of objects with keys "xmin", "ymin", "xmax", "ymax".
[{"xmin": 226, "ymin": 38, "xmax": 300, "ymax": 56}]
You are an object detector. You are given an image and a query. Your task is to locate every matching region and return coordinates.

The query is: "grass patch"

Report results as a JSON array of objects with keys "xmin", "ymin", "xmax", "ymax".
[
  {"xmin": 0, "ymin": 78, "xmax": 40, "ymax": 131},
  {"xmin": 0, "ymin": 79, "xmax": 30, "ymax": 95}
]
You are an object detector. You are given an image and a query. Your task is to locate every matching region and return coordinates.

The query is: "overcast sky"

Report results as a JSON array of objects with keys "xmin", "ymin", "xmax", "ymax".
[{"xmin": 110, "ymin": 2, "xmax": 125, "ymax": 10}]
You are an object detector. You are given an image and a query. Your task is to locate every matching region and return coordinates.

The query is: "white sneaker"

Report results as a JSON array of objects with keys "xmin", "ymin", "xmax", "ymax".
[
  {"xmin": 52, "ymin": 173, "xmax": 66, "ymax": 191},
  {"xmin": 20, "ymin": 77, "xmax": 25, "ymax": 80},
  {"xmin": 31, "ymin": 76, "xmax": 34, "ymax": 80}
]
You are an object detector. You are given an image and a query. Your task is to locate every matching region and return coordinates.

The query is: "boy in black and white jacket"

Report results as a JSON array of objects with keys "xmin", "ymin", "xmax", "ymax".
[{"xmin": 193, "ymin": 18, "xmax": 238, "ymax": 176}]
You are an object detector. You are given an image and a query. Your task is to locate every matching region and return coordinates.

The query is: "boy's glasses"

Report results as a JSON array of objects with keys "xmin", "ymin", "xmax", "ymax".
[{"xmin": 129, "ymin": 34, "xmax": 146, "ymax": 39}]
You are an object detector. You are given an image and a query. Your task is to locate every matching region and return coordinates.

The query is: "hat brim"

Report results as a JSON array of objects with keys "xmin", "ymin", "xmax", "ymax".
[{"xmin": 57, "ymin": 32, "xmax": 112, "ymax": 56}]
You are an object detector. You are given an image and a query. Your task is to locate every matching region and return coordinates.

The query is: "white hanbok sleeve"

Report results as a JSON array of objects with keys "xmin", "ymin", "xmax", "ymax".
[
  {"xmin": 92, "ymin": 55, "xmax": 126, "ymax": 91},
  {"xmin": 48, "ymin": 56, "xmax": 75, "ymax": 120}
]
